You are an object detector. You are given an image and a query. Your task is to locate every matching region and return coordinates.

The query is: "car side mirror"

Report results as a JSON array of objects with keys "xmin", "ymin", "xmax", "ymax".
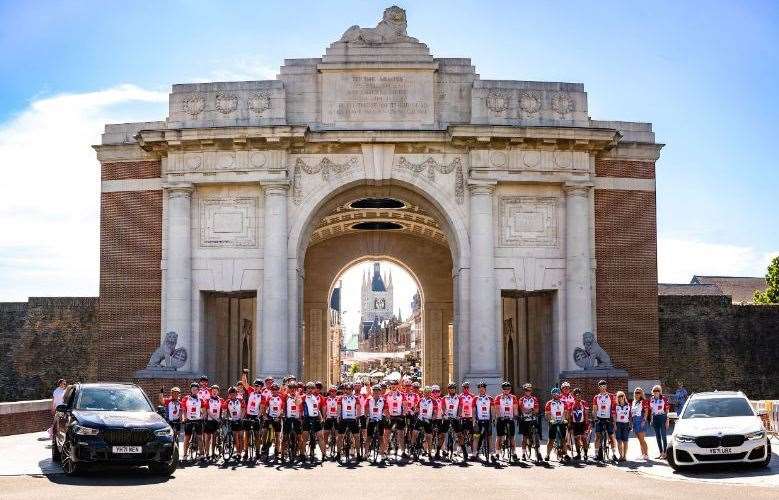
[
  {"xmin": 668, "ymin": 411, "xmax": 679, "ymax": 420},
  {"xmin": 55, "ymin": 404, "xmax": 69, "ymax": 413}
]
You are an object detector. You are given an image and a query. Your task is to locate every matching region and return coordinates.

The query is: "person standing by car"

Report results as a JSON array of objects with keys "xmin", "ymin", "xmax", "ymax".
[
  {"xmin": 614, "ymin": 391, "xmax": 631, "ymax": 462},
  {"xmin": 631, "ymin": 387, "xmax": 650, "ymax": 460},
  {"xmin": 650, "ymin": 384, "xmax": 670, "ymax": 459},
  {"xmin": 673, "ymin": 381, "xmax": 689, "ymax": 413},
  {"xmin": 160, "ymin": 387, "xmax": 182, "ymax": 438},
  {"xmin": 49, "ymin": 379, "xmax": 66, "ymax": 437}
]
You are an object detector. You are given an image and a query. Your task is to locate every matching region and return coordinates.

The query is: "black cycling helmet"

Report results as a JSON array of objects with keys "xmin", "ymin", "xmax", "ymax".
[
  {"xmin": 227, "ymin": 387, "xmax": 237, "ymax": 394},
  {"xmin": 501, "ymin": 381, "xmax": 512, "ymax": 389},
  {"xmin": 271, "ymin": 384, "xmax": 280, "ymax": 391},
  {"xmin": 477, "ymin": 382, "xmax": 487, "ymax": 388},
  {"xmin": 253, "ymin": 378, "xmax": 262, "ymax": 385},
  {"xmin": 199, "ymin": 375, "xmax": 208, "ymax": 381},
  {"xmin": 573, "ymin": 387, "xmax": 582, "ymax": 395},
  {"xmin": 597, "ymin": 380, "xmax": 607, "ymax": 386},
  {"xmin": 447, "ymin": 382, "xmax": 457, "ymax": 389},
  {"xmin": 190, "ymin": 382, "xmax": 198, "ymax": 388},
  {"xmin": 461, "ymin": 381, "xmax": 470, "ymax": 388}
]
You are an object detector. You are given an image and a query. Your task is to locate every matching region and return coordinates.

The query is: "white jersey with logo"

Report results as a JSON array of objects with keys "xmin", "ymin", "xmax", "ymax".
[
  {"xmin": 594, "ymin": 393, "xmax": 614, "ymax": 419},
  {"xmin": 631, "ymin": 399, "xmax": 645, "ymax": 417},
  {"xmin": 324, "ymin": 396, "xmax": 339, "ymax": 418},
  {"xmin": 304, "ymin": 394, "xmax": 321, "ymax": 417},
  {"xmin": 368, "ymin": 397, "xmax": 385, "ymax": 421},
  {"xmin": 206, "ymin": 397, "xmax": 222, "ymax": 420},
  {"xmin": 443, "ymin": 395, "xmax": 460, "ymax": 418},
  {"xmin": 475, "ymin": 395, "xmax": 492, "ymax": 420},
  {"xmin": 496, "ymin": 394, "xmax": 517, "ymax": 419},
  {"xmin": 341, "ymin": 395, "xmax": 357, "ymax": 419},
  {"xmin": 246, "ymin": 392, "xmax": 262, "ymax": 416},
  {"xmin": 650, "ymin": 396, "xmax": 667, "ymax": 415},
  {"xmin": 387, "ymin": 392, "xmax": 403, "ymax": 417},
  {"xmin": 226, "ymin": 399, "xmax": 243, "ymax": 421},
  {"xmin": 165, "ymin": 400, "xmax": 181, "ymax": 421},
  {"xmin": 547, "ymin": 399, "xmax": 566, "ymax": 422},
  {"xmin": 460, "ymin": 394, "xmax": 475, "ymax": 418},
  {"xmin": 615, "ymin": 403, "xmax": 631, "ymax": 423},
  {"xmin": 183, "ymin": 395, "xmax": 202, "ymax": 420},
  {"xmin": 197, "ymin": 388, "xmax": 211, "ymax": 401},
  {"xmin": 286, "ymin": 396, "xmax": 301, "ymax": 418},
  {"xmin": 418, "ymin": 398, "xmax": 434, "ymax": 421},
  {"xmin": 266, "ymin": 395, "xmax": 283, "ymax": 418}
]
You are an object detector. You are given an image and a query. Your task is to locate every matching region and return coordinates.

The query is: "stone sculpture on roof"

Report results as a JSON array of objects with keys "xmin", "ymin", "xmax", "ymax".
[{"xmin": 339, "ymin": 5, "xmax": 418, "ymax": 44}]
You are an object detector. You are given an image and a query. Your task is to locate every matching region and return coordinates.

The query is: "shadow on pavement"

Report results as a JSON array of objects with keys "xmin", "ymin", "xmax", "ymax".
[
  {"xmin": 669, "ymin": 462, "xmax": 775, "ymax": 479},
  {"xmin": 45, "ymin": 468, "xmax": 173, "ymax": 486}
]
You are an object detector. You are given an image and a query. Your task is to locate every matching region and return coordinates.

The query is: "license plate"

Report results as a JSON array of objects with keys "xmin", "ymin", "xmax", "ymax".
[
  {"xmin": 112, "ymin": 446, "xmax": 142, "ymax": 454},
  {"xmin": 708, "ymin": 447, "xmax": 732, "ymax": 454}
]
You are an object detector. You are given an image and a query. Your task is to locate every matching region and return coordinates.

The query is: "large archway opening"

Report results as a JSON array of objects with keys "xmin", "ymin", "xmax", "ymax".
[{"xmin": 300, "ymin": 183, "xmax": 456, "ymax": 386}]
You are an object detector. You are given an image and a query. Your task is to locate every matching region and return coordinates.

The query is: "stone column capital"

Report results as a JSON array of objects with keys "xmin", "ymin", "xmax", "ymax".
[
  {"xmin": 467, "ymin": 180, "xmax": 497, "ymax": 196},
  {"xmin": 562, "ymin": 181, "xmax": 594, "ymax": 197},
  {"xmin": 261, "ymin": 180, "xmax": 290, "ymax": 196},
  {"xmin": 164, "ymin": 182, "xmax": 194, "ymax": 199}
]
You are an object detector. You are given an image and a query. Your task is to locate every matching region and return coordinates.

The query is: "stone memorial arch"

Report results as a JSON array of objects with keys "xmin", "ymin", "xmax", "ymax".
[{"xmin": 95, "ymin": 6, "xmax": 662, "ymax": 393}]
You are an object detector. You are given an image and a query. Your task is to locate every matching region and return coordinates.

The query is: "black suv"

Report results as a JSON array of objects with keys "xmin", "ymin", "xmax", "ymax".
[{"xmin": 52, "ymin": 382, "xmax": 177, "ymax": 475}]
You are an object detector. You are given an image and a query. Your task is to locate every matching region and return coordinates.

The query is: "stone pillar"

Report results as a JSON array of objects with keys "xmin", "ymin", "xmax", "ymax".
[
  {"xmin": 467, "ymin": 181, "xmax": 501, "ymax": 385},
  {"xmin": 165, "ymin": 183, "xmax": 194, "ymax": 372},
  {"xmin": 260, "ymin": 181, "xmax": 289, "ymax": 377},
  {"xmin": 564, "ymin": 181, "xmax": 594, "ymax": 370}
]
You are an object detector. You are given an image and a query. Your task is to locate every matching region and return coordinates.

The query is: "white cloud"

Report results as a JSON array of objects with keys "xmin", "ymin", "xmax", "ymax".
[
  {"xmin": 0, "ymin": 85, "xmax": 168, "ymax": 301},
  {"xmin": 658, "ymin": 237, "xmax": 777, "ymax": 283}
]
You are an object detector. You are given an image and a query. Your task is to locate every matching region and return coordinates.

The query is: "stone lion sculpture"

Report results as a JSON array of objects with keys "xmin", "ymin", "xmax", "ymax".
[
  {"xmin": 339, "ymin": 5, "xmax": 418, "ymax": 44},
  {"xmin": 146, "ymin": 331, "xmax": 186, "ymax": 370},
  {"xmin": 573, "ymin": 331, "xmax": 614, "ymax": 370}
]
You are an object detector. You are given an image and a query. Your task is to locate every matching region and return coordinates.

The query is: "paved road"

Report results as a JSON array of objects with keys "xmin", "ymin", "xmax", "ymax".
[{"xmin": 1, "ymin": 432, "xmax": 776, "ymax": 500}]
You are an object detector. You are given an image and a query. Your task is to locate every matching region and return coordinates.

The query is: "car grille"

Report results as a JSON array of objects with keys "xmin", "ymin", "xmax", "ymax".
[
  {"xmin": 101, "ymin": 429, "xmax": 154, "ymax": 446},
  {"xmin": 694, "ymin": 435, "xmax": 745, "ymax": 448},
  {"xmin": 694, "ymin": 452, "xmax": 747, "ymax": 462}
]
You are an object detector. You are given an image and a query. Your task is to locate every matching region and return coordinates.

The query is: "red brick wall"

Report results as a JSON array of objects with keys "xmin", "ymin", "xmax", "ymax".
[
  {"xmin": 101, "ymin": 160, "xmax": 160, "ymax": 181},
  {"xmin": 559, "ymin": 376, "xmax": 629, "ymax": 404},
  {"xmin": 0, "ymin": 404, "xmax": 52, "ymax": 437},
  {"xmin": 595, "ymin": 159, "xmax": 655, "ymax": 179},
  {"xmin": 98, "ymin": 186, "xmax": 162, "ymax": 382},
  {"xmin": 594, "ymin": 183, "xmax": 659, "ymax": 380}
]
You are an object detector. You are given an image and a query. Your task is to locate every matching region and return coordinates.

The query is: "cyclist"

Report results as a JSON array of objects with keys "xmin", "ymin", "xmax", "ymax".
[
  {"xmin": 570, "ymin": 387, "xmax": 589, "ymax": 460},
  {"xmin": 383, "ymin": 380, "xmax": 406, "ymax": 457},
  {"xmin": 322, "ymin": 385, "xmax": 340, "ymax": 460},
  {"xmin": 160, "ymin": 387, "xmax": 182, "ymax": 439},
  {"xmin": 430, "ymin": 385, "xmax": 445, "ymax": 459},
  {"xmin": 261, "ymin": 376, "xmax": 274, "ymax": 399},
  {"xmin": 196, "ymin": 375, "xmax": 211, "ymax": 401},
  {"xmin": 402, "ymin": 381, "xmax": 421, "ymax": 456},
  {"xmin": 244, "ymin": 378, "xmax": 264, "ymax": 458},
  {"xmin": 494, "ymin": 381, "xmax": 518, "ymax": 462},
  {"xmin": 336, "ymin": 383, "xmax": 360, "ymax": 461},
  {"xmin": 303, "ymin": 381, "xmax": 326, "ymax": 462},
  {"xmin": 413, "ymin": 386, "xmax": 436, "ymax": 461},
  {"xmin": 474, "ymin": 382, "xmax": 495, "ymax": 462},
  {"xmin": 439, "ymin": 383, "xmax": 463, "ymax": 461},
  {"xmin": 283, "ymin": 382, "xmax": 304, "ymax": 461},
  {"xmin": 592, "ymin": 380, "xmax": 617, "ymax": 461},
  {"xmin": 181, "ymin": 382, "xmax": 205, "ymax": 461},
  {"xmin": 614, "ymin": 391, "xmax": 631, "ymax": 462},
  {"xmin": 545, "ymin": 387, "xmax": 570, "ymax": 462},
  {"xmin": 518, "ymin": 382, "xmax": 540, "ymax": 461},
  {"xmin": 223, "ymin": 386, "xmax": 246, "ymax": 461},
  {"xmin": 366, "ymin": 384, "xmax": 388, "ymax": 461},
  {"xmin": 356, "ymin": 381, "xmax": 369, "ymax": 458},
  {"xmin": 203, "ymin": 385, "xmax": 223, "ymax": 460},
  {"xmin": 459, "ymin": 381, "xmax": 475, "ymax": 461},
  {"xmin": 264, "ymin": 383, "xmax": 284, "ymax": 462}
]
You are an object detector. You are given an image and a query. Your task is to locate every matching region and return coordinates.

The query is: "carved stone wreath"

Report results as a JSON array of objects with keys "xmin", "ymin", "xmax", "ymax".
[
  {"xmin": 397, "ymin": 156, "xmax": 465, "ymax": 204},
  {"xmin": 215, "ymin": 93, "xmax": 239, "ymax": 114},
  {"xmin": 518, "ymin": 91, "xmax": 542, "ymax": 117},
  {"xmin": 291, "ymin": 156, "xmax": 360, "ymax": 203},
  {"xmin": 551, "ymin": 92, "xmax": 575, "ymax": 118},
  {"xmin": 485, "ymin": 90, "xmax": 511, "ymax": 114},
  {"xmin": 182, "ymin": 94, "xmax": 206, "ymax": 117},
  {"xmin": 248, "ymin": 92, "xmax": 271, "ymax": 114}
]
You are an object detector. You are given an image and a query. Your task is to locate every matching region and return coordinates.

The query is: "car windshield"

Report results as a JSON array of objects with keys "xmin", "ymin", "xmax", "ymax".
[
  {"xmin": 681, "ymin": 397, "xmax": 754, "ymax": 419},
  {"xmin": 75, "ymin": 386, "xmax": 152, "ymax": 412}
]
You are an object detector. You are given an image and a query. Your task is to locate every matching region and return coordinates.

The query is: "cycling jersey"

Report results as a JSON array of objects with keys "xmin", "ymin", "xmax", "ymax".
[
  {"xmin": 631, "ymin": 398, "xmax": 648, "ymax": 417},
  {"xmin": 386, "ymin": 391, "xmax": 404, "ymax": 417},
  {"xmin": 560, "ymin": 391, "xmax": 575, "ymax": 409},
  {"xmin": 183, "ymin": 395, "xmax": 203, "ymax": 420},
  {"xmin": 261, "ymin": 387, "xmax": 273, "ymax": 400},
  {"xmin": 570, "ymin": 400, "xmax": 587, "ymax": 423},
  {"xmin": 545, "ymin": 399, "xmax": 566, "ymax": 422},
  {"xmin": 340, "ymin": 395, "xmax": 358, "ymax": 419},
  {"xmin": 592, "ymin": 392, "xmax": 616, "ymax": 419},
  {"xmin": 225, "ymin": 398, "xmax": 244, "ymax": 421},
  {"xmin": 286, "ymin": 396, "xmax": 302, "ymax": 418},
  {"xmin": 402, "ymin": 392, "xmax": 420, "ymax": 415},
  {"xmin": 495, "ymin": 394, "xmax": 517, "ymax": 418},
  {"xmin": 649, "ymin": 395, "xmax": 669, "ymax": 415},
  {"xmin": 368, "ymin": 396, "xmax": 386, "ymax": 421},
  {"xmin": 615, "ymin": 403, "xmax": 630, "ymax": 423},
  {"xmin": 324, "ymin": 396, "xmax": 339, "ymax": 419},
  {"xmin": 197, "ymin": 387, "xmax": 211, "ymax": 401},
  {"xmin": 475, "ymin": 395, "xmax": 492, "ymax": 420},
  {"xmin": 303, "ymin": 394, "xmax": 322, "ymax": 417},
  {"xmin": 519, "ymin": 395, "xmax": 539, "ymax": 416},
  {"xmin": 246, "ymin": 392, "xmax": 263, "ymax": 416},
  {"xmin": 266, "ymin": 394, "xmax": 284, "ymax": 419},
  {"xmin": 418, "ymin": 397, "xmax": 435, "ymax": 421},
  {"xmin": 358, "ymin": 394, "xmax": 369, "ymax": 417},
  {"xmin": 459, "ymin": 393, "xmax": 475, "ymax": 418},
  {"xmin": 206, "ymin": 397, "xmax": 222, "ymax": 421},
  {"xmin": 431, "ymin": 396, "xmax": 444, "ymax": 420},
  {"xmin": 443, "ymin": 395, "xmax": 460, "ymax": 418},
  {"xmin": 162, "ymin": 398, "xmax": 181, "ymax": 421}
]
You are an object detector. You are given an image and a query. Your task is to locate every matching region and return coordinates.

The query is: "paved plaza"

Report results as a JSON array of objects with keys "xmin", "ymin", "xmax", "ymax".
[{"xmin": 0, "ymin": 432, "xmax": 776, "ymax": 499}]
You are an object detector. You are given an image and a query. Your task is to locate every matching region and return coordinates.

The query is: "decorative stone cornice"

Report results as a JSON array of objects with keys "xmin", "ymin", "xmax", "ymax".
[
  {"xmin": 562, "ymin": 181, "xmax": 594, "ymax": 197},
  {"xmin": 467, "ymin": 180, "xmax": 497, "ymax": 196},
  {"xmin": 136, "ymin": 126, "xmax": 309, "ymax": 154},
  {"xmin": 449, "ymin": 125, "xmax": 621, "ymax": 151},
  {"xmin": 93, "ymin": 143, "xmax": 156, "ymax": 163},
  {"xmin": 599, "ymin": 142, "xmax": 664, "ymax": 162}
]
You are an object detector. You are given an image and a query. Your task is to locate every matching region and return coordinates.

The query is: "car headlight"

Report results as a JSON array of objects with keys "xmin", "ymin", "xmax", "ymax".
[
  {"xmin": 745, "ymin": 430, "xmax": 765, "ymax": 441},
  {"xmin": 675, "ymin": 434, "xmax": 696, "ymax": 443},
  {"xmin": 155, "ymin": 427, "xmax": 173, "ymax": 437},
  {"xmin": 73, "ymin": 424, "xmax": 100, "ymax": 436}
]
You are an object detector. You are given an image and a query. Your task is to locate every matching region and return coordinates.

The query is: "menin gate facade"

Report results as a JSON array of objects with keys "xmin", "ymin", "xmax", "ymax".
[{"xmin": 95, "ymin": 6, "xmax": 662, "ymax": 393}]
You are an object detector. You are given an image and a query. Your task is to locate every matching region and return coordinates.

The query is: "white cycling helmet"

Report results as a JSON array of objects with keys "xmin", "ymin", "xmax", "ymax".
[
  {"xmin": 561, "ymin": 381, "xmax": 571, "ymax": 389},
  {"xmin": 431, "ymin": 384, "xmax": 441, "ymax": 391}
]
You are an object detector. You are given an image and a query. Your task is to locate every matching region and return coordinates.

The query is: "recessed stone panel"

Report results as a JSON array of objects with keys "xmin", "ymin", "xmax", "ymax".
[
  {"xmin": 499, "ymin": 196, "xmax": 559, "ymax": 247},
  {"xmin": 200, "ymin": 197, "xmax": 258, "ymax": 247}
]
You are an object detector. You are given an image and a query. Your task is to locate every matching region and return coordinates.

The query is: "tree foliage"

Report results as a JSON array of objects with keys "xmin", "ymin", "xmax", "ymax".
[{"xmin": 753, "ymin": 255, "xmax": 779, "ymax": 304}]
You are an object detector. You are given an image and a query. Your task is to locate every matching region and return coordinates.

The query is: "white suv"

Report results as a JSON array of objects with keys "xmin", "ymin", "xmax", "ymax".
[{"xmin": 667, "ymin": 391, "xmax": 772, "ymax": 469}]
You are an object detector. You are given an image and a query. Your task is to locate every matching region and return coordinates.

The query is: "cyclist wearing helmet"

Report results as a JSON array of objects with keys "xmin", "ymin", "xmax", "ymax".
[
  {"xmin": 545, "ymin": 387, "xmax": 571, "ymax": 462},
  {"xmin": 302, "ymin": 382, "xmax": 326, "ymax": 462},
  {"xmin": 322, "ymin": 386, "xmax": 340, "ymax": 460},
  {"xmin": 197, "ymin": 375, "xmax": 211, "ymax": 401},
  {"xmin": 592, "ymin": 380, "xmax": 617, "ymax": 461},
  {"xmin": 336, "ymin": 384, "xmax": 360, "ymax": 461},
  {"xmin": 474, "ymin": 382, "xmax": 496, "ymax": 462},
  {"xmin": 518, "ymin": 382, "xmax": 540, "ymax": 460},
  {"xmin": 182, "ymin": 382, "xmax": 205, "ymax": 461},
  {"xmin": 203, "ymin": 385, "xmax": 223, "ymax": 460},
  {"xmin": 459, "ymin": 381, "xmax": 475, "ymax": 461},
  {"xmin": 560, "ymin": 381, "xmax": 574, "ymax": 407},
  {"xmin": 494, "ymin": 381, "xmax": 518, "ymax": 462},
  {"xmin": 570, "ymin": 387, "xmax": 589, "ymax": 460},
  {"xmin": 366, "ymin": 384, "xmax": 389, "ymax": 460},
  {"xmin": 262, "ymin": 383, "xmax": 284, "ymax": 462},
  {"xmin": 224, "ymin": 386, "xmax": 246, "ymax": 461},
  {"xmin": 439, "ymin": 383, "xmax": 464, "ymax": 460},
  {"xmin": 283, "ymin": 382, "xmax": 304, "ymax": 461},
  {"xmin": 413, "ymin": 386, "xmax": 436, "ymax": 460},
  {"xmin": 244, "ymin": 378, "xmax": 264, "ymax": 453},
  {"xmin": 160, "ymin": 386, "xmax": 182, "ymax": 436},
  {"xmin": 430, "ymin": 384, "xmax": 445, "ymax": 459}
]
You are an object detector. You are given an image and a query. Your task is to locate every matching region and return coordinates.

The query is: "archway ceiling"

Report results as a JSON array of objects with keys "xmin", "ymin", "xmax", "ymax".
[{"xmin": 309, "ymin": 200, "xmax": 448, "ymax": 247}]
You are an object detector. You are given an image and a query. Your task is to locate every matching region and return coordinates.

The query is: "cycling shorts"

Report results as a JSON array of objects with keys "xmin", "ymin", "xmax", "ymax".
[
  {"xmin": 283, "ymin": 417, "xmax": 302, "ymax": 435},
  {"xmin": 415, "ymin": 419, "xmax": 433, "ymax": 434},
  {"xmin": 571, "ymin": 422, "xmax": 586, "ymax": 436},
  {"xmin": 337, "ymin": 419, "xmax": 359, "ymax": 435},
  {"xmin": 203, "ymin": 420, "xmax": 219, "ymax": 434},
  {"xmin": 459, "ymin": 418, "xmax": 474, "ymax": 433},
  {"xmin": 303, "ymin": 416, "xmax": 322, "ymax": 434},
  {"xmin": 229, "ymin": 420, "xmax": 243, "ymax": 432},
  {"xmin": 388, "ymin": 415, "xmax": 406, "ymax": 430},
  {"xmin": 595, "ymin": 418, "xmax": 614, "ymax": 435},
  {"xmin": 265, "ymin": 418, "xmax": 282, "ymax": 433},
  {"xmin": 184, "ymin": 420, "xmax": 202, "ymax": 435},
  {"xmin": 548, "ymin": 422, "xmax": 567, "ymax": 442},
  {"xmin": 496, "ymin": 418, "xmax": 515, "ymax": 437},
  {"xmin": 615, "ymin": 422, "xmax": 630, "ymax": 442},
  {"xmin": 323, "ymin": 417, "xmax": 338, "ymax": 432},
  {"xmin": 476, "ymin": 419, "xmax": 491, "ymax": 436},
  {"xmin": 367, "ymin": 418, "xmax": 386, "ymax": 437},
  {"xmin": 439, "ymin": 417, "xmax": 461, "ymax": 434},
  {"xmin": 244, "ymin": 415, "xmax": 261, "ymax": 431},
  {"xmin": 518, "ymin": 417, "xmax": 537, "ymax": 436}
]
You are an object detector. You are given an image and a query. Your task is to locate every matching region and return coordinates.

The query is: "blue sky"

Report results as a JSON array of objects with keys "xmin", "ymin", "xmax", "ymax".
[{"xmin": 0, "ymin": 0, "xmax": 777, "ymax": 300}]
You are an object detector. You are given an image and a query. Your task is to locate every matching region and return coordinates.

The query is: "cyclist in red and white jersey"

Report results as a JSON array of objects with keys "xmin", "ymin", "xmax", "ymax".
[
  {"xmin": 366, "ymin": 384, "xmax": 389, "ymax": 460},
  {"xmin": 283, "ymin": 382, "xmax": 304, "ymax": 461},
  {"xmin": 322, "ymin": 386, "xmax": 340, "ymax": 460},
  {"xmin": 196, "ymin": 375, "xmax": 211, "ymax": 402},
  {"xmin": 336, "ymin": 383, "xmax": 360, "ymax": 461},
  {"xmin": 223, "ymin": 387, "xmax": 246, "ymax": 461},
  {"xmin": 160, "ymin": 386, "xmax": 182, "ymax": 436},
  {"xmin": 261, "ymin": 376, "xmax": 274, "ymax": 399},
  {"xmin": 438, "ymin": 383, "xmax": 463, "ymax": 460},
  {"xmin": 592, "ymin": 380, "xmax": 617, "ymax": 461},
  {"xmin": 244, "ymin": 379, "xmax": 264, "ymax": 458},
  {"xmin": 494, "ymin": 381, "xmax": 519, "ymax": 462},
  {"xmin": 430, "ymin": 385, "xmax": 444, "ymax": 459},
  {"xmin": 202, "ymin": 385, "xmax": 223, "ymax": 460},
  {"xmin": 302, "ymin": 382, "xmax": 326, "ymax": 462},
  {"xmin": 181, "ymin": 382, "xmax": 206, "ymax": 461},
  {"xmin": 545, "ymin": 387, "xmax": 571, "ymax": 462},
  {"xmin": 355, "ymin": 381, "xmax": 369, "ymax": 454},
  {"xmin": 473, "ymin": 382, "xmax": 495, "ymax": 462},
  {"xmin": 518, "ymin": 382, "xmax": 540, "ymax": 460},
  {"xmin": 459, "ymin": 381, "xmax": 476, "ymax": 461},
  {"xmin": 384, "ymin": 380, "xmax": 407, "ymax": 457},
  {"xmin": 569, "ymin": 387, "xmax": 589, "ymax": 460},
  {"xmin": 559, "ymin": 381, "xmax": 575, "ymax": 408},
  {"xmin": 263, "ymin": 383, "xmax": 284, "ymax": 461},
  {"xmin": 412, "ymin": 386, "xmax": 436, "ymax": 461}
]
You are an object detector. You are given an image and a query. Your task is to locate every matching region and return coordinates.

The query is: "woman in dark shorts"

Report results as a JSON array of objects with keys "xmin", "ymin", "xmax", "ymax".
[{"xmin": 614, "ymin": 391, "xmax": 631, "ymax": 462}]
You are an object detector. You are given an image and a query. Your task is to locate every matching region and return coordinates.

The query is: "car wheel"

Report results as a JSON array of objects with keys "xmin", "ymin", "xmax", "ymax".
[
  {"xmin": 51, "ymin": 438, "xmax": 61, "ymax": 463},
  {"xmin": 666, "ymin": 447, "xmax": 680, "ymax": 471},
  {"xmin": 61, "ymin": 439, "xmax": 82, "ymax": 476}
]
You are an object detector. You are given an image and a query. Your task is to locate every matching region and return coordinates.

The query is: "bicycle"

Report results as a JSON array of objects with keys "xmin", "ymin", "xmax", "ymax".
[
  {"xmin": 221, "ymin": 422, "xmax": 234, "ymax": 462},
  {"xmin": 521, "ymin": 415, "xmax": 542, "ymax": 462},
  {"xmin": 368, "ymin": 425, "xmax": 382, "ymax": 464},
  {"xmin": 476, "ymin": 420, "xmax": 492, "ymax": 463},
  {"xmin": 245, "ymin": 425, "xmax": 257, "ymax": 463},
  {"xmin": 211, "ymin": 420, "xmax": 226, "ymax": 461},
  {"xmin": 443, "ymin": 420, "xmax": 456, "ymax": 462},
  {"xmin": 596, "ymin": 419, "xmax": 613, "ymax": 462},
  {"xmin": 285, "ymin": 427, "xmax": 299, "ymax": 465},
  {"xmin": 341, "ymin": 426, "xmax": 356, "ymax": 464},
  {"xmin": 550, "ymin": 420, "xmax": 568, "ymax": 462}
]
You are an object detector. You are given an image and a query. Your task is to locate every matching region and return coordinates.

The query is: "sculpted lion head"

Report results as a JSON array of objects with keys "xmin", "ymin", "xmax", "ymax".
[{"xmin": 383, "ymin": 5, "xmax": 407, "ymax": 28}]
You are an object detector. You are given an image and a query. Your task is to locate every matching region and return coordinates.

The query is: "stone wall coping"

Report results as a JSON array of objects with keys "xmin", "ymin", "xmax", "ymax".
[{"xmin": 0, "ymin": 399, "xmax": 51, "ymax": 415}]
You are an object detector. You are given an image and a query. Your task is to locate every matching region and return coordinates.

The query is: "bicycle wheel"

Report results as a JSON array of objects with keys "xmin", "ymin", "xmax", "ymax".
[{"xmin": 222, "ymin": 428, "xmax": 233, "ymax": 461}]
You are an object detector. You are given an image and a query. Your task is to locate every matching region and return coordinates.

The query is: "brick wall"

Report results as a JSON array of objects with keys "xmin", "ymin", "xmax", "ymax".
[
  {"xmin": 559, "ymin": 375, "xmax": 629, "ymax": 404},
  {"xmin": 101, "ymin": 160, "xmax": 161, "ymax": 181},
  {"xmin": 0, "ymin": 400, "xmax": 52, "ymax": 436},
  {"xmin": 595, "ymin": 159, "xmax": 655, "ymax": 179},
  {"xmin": 594, "ymin": 167, "xmax": 659, "ymax": 380},
  {"xmin": 659, "ymin": 295, "xmax": 779, "ymax": 399},
  {"xmin": 98, "ymin": 186, "xmax": 163, "ymax": 382}
]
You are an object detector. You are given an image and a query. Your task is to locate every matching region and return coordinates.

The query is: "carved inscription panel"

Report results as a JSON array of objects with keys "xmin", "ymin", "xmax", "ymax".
[
  {"xmin": 499, "ymin": 197, "xmax": 559, "ymax": 247},
  {"xmin": 321, "ymin": 70, "xmax": 435, "ymax": 128},
  {"xmin": 200, "ymin": 197, "xmax": 259, "ymax": 248}
]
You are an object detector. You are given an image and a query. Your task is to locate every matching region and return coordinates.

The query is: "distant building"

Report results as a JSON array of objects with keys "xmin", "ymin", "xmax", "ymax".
[
  {"xmin": 327, "ymin": 283, "xmax": 343, "ymax": 384},
  {"xmin": 659, "ymin": 275, "xmax": 767, "ymax": 304}
]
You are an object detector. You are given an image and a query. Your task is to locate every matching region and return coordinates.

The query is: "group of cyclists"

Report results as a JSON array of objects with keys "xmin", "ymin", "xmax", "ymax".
[{"xmin": 159, "ymin": 371, "xmax": 671, "ymax": 466}]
